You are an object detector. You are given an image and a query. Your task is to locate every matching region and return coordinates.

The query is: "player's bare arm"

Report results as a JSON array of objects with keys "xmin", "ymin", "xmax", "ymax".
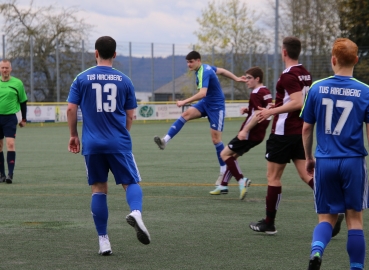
[
  {"xmin": 125, "ymin": 109, "xmax": 135, "ymax": 132},
  {"xmin": 67, "ymin": 103, "xmax": 80, "ymax": 154},
  {"xmin": 366, "ymin": 123, "xmax": 369, "ymax": 146},
  {"xmin": 302, "ymin": 122, "xmax": 315, "ymax": 176},
  {"xmin": 257, "ymin": 91, "xmax": 303, "ymax": 122},
  {"xmin": 216, "ymin": 68, "xmax": 247, "ymax": 82},
  {"xmin": 176, "ymin": 87, "xmax": 207, "ymax": 107}
]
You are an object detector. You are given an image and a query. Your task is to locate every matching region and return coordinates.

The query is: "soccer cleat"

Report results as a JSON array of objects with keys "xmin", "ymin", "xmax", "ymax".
[
  {"xmin": 308, "ymin": 252, "xmax": 322, "ymax": 270},
  {"xmin": 126, "ymin": 211, "xmax": 151, "ymax": 245},
  {"xmin": 98, "ymin": 235, "xmax": 112, "ymax": 256},
  {"xmin": 249, "ymin": 219, "xmax": 277, "ymax": 234},
  {"xmin": 239, "ymin": 178, "xmax": 251, "ymax": 200},
  {"xmin": 5, "ymin": 174, "xmax": 13, "ymax": 184},
  {"xmin": 331, "ymin": 213, "xmax": 344, "ymax": 237},
  {"xmin": 0, "ymin": 174, "xmax": 5, "ymax": 183},
  {"xmin": 209, "ymin": 185, "xmax": 229, "ymax": 195},
  {"xmin": 214, "ymin": 173, "xmax": 224, "ymax": 186},
  {"xmin": 154, "ymin": 136, "xmax": 166, "ymax": 150}
]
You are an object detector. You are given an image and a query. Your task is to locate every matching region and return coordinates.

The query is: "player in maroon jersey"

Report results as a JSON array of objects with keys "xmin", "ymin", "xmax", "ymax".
[
  {"xmin": 249, "ymin": 36, "xmax": 344, "ymax": 235},
  {"xmin": 209, "ymin": 67, "xmax": 272, "ymax": 200}
]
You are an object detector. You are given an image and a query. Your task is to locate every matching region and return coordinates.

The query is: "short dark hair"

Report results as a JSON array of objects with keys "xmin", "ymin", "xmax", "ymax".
[
  {"xmin": 95, "ymin": 36, "xmax": 116, "ymax": 60},
  {"xmin": 245, "ymin": 66, "xmax": 264, "ymax": 83},
  {"xmin": 282, "ymin": 36, "xmax": 301, "ymax": 60},
  {"xmin": 186, "ymin": 51, "xmax": 201, "ymax": 61}
]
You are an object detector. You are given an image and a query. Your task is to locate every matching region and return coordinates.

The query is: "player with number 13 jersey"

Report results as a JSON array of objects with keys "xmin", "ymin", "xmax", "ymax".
[{"xmin": 68, "ymin": 66, "xmax": 137, "ymax": 155}]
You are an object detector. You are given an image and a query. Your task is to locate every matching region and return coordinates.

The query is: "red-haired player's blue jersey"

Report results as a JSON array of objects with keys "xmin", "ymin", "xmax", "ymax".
[
  {"xmin": 301, "ymin": 75, "xmax": 369, "ymax": 158},
  {"xmin": 67, "ymin": 66, "xmax": 137, "ymax": 155}
]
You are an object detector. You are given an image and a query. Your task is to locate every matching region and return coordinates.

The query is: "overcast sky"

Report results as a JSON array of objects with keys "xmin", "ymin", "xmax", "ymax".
[{"xmin": 11, "ymin": 0, "xmax": 273, "ymax": 51}]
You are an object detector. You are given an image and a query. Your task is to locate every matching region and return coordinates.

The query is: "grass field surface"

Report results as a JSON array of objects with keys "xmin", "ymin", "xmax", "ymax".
[{"xmin": 0, "ymin": 119, "xmax": 367, "ymax": 269}]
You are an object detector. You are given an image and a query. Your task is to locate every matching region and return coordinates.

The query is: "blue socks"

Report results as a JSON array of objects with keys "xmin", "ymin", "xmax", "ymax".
[
  {"xmin": 347, "ymin": 229, "xmax": 365, "ymax": 270},
  {"xmin": 126, "ymin": 184, "xmax": 143, "ymax": 212},
  {"xmin": 214, "ymin": 142, "xmax": 225, "ymax": 166},
  {"xmin": 91, "ymin": 193, "xmax": 108, "ymax": 236},
  {"xmin": 167, "ymin": 116, "xmax": 186, "ymax": 138},
  {"xmin": 310, "ymin": 222, "xmax": 333, "ymax": 257}
]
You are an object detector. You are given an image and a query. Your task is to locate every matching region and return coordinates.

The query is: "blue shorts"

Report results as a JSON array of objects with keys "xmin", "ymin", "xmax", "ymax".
[
  {"xmin": 192, "ymin": 100, "xmax": 225, "ymax": 131},
  {"xmin": 314, "ymin": 157, "xmax": 369, "ymax": 213},
  {"xmin": 84, "ymin": 153, "xmax": 141, "ymax": 185},
  {"xmin": 0, "ymin": 114, "xmax": 17, "ymax": 139}
]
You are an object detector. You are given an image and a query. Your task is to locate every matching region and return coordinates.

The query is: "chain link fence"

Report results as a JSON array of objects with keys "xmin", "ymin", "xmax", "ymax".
[{"xmin": 2, "ymin": 37, "xmax": 367, "ymax": 102}]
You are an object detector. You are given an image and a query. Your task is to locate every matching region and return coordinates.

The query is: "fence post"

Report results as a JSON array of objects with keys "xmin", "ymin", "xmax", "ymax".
[
  {"xmin": 231, "ymin": 46, "xmax": 234, "ymax": 100},
  {"xmin": 172, "ymin": 44, "xmax": 175, "ymax": 101},
  {"xmin": 129, "ymin": 42, "xmax": 132, "ymax": 79},
  {"xmin": 273, "ymin": 0, "xmax": 279, "ymax": 99},
  {"xmin": 151, "ymin": 43, "xmax": 155, "ymax": 101},
  {"xmin": 30, "ymin": 36, "xmax": 34, "ymax": 102},
  {"xmin": 2, "ymin": 35, "xmax": 5, "ymax": 60},
  {"xmin": 81, "ymin": 40, "xmax": 85, "ymax": 71},
  {"xmin": 56, "ymin": 37, "xmax": 60, "ymax": 102}
]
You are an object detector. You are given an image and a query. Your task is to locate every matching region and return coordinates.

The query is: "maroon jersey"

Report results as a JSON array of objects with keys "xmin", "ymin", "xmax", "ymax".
[
  {"xmin": 271, "ymin": 64, "xmax": 312, "ymax": 135},
  {"xmin": 240, "ymin": 86, "xmax": 272, "ymax": 141}
]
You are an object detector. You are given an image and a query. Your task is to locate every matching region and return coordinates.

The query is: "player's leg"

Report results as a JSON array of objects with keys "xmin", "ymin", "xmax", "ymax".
[
  {"xmin": 154, "ymin": 105, "xmax": 202, "ymax": 150},
  {"xmin": 0, "ymin": 136, "xmax": 5, "ymax": 182},
  {"xmin": 207, "ymin": 107, "xmax": 227, "ymax": 184},
  {"xmin": 250, "ymin": 134, "xmax": 288, "ymax": 234},
  {"xmin": 85, "ymin": 154, "xmax": 112, "ymax": 255},
  {"xmin": 249, "ymin": 161, "xmax": 285, "ymax": 234},
  {"xmin": 308, "ymin": 214, "xmax": 336, "ymax": 270},
  {"xmin": 343, "ymin": 157, "xmax": 367, "ymax": 270},
  {"xmin": 3, "ymin": 115, "xmax": 18, "ymax": 184},
  {"xmin": 110, "ymin": 153, "xmax": 150, "ymax": 245},
  {"xmin": 221, "ymin": 139, "xmax": 256, "ymax": 199},
  {"xmin": 345, "ymin": 210, "xmax": 365, "ymax": 270}
]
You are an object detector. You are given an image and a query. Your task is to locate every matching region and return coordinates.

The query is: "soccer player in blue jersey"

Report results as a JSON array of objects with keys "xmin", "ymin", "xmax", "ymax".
[
  {"xmin": 154, "ymin": 51, "xmax": 246, "ymax": 185},
  {"xmin": 301, "ymin": 38, "xmax": 369, "ymax": 270},
  {"xmin": 67, "ymin": 36, "xmax": 150, "ymax": 256}
]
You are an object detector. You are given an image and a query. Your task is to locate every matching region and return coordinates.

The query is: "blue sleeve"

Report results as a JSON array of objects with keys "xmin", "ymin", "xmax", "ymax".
[
  {"xmin": 301, "ymin": 87, "xmax": 316, "ymax": 124},
  {"xmin": 124, "ymin": 80, "xmax": 137, "ymax": 110},
  {"xmin": 67, "ymin": 77, "xmax": 81, "ymax": 105}
]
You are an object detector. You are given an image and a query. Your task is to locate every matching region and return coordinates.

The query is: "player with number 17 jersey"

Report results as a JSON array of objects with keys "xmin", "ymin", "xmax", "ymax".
[
  {"xmin": 67, "ymin": 66, "xmax": 137, "ymax": 155},
  {"xmin": 272, "ymin": 64, "xmax": 312, "ymax": 135},
  {"xmin": 301, "ymin": 76, "xmax": 369, "ymax": 157}
]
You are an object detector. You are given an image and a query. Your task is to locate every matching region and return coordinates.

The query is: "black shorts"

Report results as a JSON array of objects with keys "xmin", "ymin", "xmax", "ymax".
[
  {"xmin": 0, "ymin": 114, "xmax": 17, "ymax": 139},
  {"xmin": 265, "ymin": 133, "xmax": 305, "ymax": 164},
  {"xmin": 227, "ymin": 136, "xmax": 261, "ymax": 156}
]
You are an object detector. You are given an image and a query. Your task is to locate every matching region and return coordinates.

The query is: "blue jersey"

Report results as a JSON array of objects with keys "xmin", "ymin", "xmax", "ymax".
[
  {"xmin": 301, "ymin": 75, "xmax": 369, "ymax": 158},
  {"xmin": 67, "ymin": 66, "xmax": 137, "ymax": 155},
  {"xmin": 196, "ymin": 64, "xmax": 225, "ymax": 106}
]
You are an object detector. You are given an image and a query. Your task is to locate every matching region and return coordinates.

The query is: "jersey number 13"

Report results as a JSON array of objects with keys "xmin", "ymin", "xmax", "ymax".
[{"xmin": 93, "ymin": 83, "xmax": 117, "ymax": 112}]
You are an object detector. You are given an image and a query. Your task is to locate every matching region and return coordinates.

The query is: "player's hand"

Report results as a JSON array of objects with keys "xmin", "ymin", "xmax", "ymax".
[
  {"xmin": 176, "ymin": 100, "xmax": 186, "ymax": 107},
  {"xmin": 237, "ymin": 76, "xmax": 247, "ymax": 83},
  {"xmin": 68, "ymin": 136, "xmax": 80, "ymax": 154},
  {"xmin": 257, "ymin": 106, "xmax": 272, "ymax": 123},
  {"xmin": 305, "ymin": 159, "xmax": 315, "ymax": 176},
  {"xmin": 240, "ymin": 107, "xmax": 249, "ymax": 115},
  {"xmin": 19, "ymin": 120, "xmax": 26, "ymax": 127},
  {"xmin": 237, "ymin": 129, "xmax": 248, "ymax": 140},
  {"xmin": 267, "ymin": 103, "xmax": 275, "ymax": 109}
]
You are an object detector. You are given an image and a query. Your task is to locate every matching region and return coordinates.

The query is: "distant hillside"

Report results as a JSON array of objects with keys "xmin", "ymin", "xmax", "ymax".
[{"xmin": 115, "ymin": 55, "xmax": 189, "ymax": 92}]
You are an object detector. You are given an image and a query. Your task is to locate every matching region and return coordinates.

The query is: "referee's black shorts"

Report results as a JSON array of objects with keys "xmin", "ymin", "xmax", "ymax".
[
  {"xmin": 265, "ymin": 133, "xmax": 305, "ymax": 164},
  {"xmin": 0, "ymin": 114, "xmax": 18, "ymax": 139}
]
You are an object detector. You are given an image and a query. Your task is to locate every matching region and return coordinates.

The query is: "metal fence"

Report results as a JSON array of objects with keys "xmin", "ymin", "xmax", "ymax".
[{"xmin": 5, "ymin": 37, "xmax": 367, "ymax": 102}]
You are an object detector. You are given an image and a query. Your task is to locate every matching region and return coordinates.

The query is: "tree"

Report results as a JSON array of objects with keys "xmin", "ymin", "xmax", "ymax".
[
  {"xmin": 338, "ymin": 0, "xmax": 369, "ymax": 84},
  {"xmin": 194, "ymin": 0, "xmax": 271, "ymax": 99},
  {"xmin": 0, "ymin": 0, "xmax": 93, "ymax": 101},
  {"xmin": 278, "ymin": 0, "xmax": 341, "ymax": 80}
]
